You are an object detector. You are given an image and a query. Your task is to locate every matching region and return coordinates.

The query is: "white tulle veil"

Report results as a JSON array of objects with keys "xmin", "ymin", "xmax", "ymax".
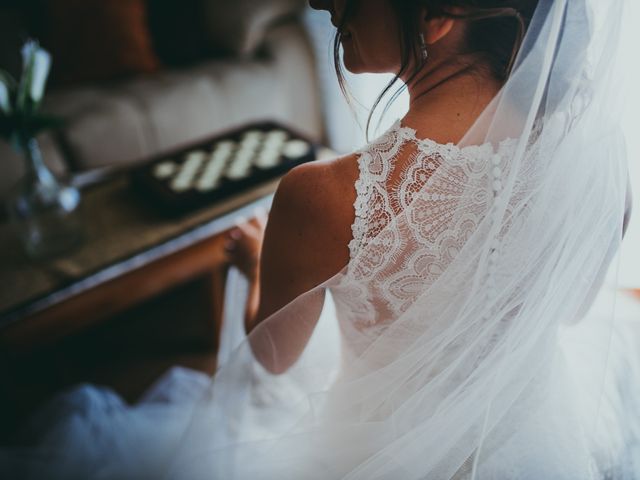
[
  {"xmin": 3, "ymin": 0, "xmax": 632, "ymax": 478},
  {"xmin": 161, "ymin": 0, "xmax": 632, "ymax": 479}
]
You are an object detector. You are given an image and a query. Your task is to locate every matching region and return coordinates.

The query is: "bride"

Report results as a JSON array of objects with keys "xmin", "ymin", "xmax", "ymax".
[{"xmin": 2, "ymin": 0, "xmax": 637, "ymax": 478}]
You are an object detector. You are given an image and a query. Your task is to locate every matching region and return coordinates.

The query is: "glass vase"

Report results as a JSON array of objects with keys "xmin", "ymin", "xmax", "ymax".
[{"xmin": 5, "ymin": 137, "xmax": 84, "ymax": 260}]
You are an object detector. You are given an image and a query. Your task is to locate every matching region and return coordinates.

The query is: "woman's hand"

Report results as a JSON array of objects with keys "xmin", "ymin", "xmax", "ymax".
[{"xmin": 224, "ymin": 207, "xmax": 269, "ymax": 281}]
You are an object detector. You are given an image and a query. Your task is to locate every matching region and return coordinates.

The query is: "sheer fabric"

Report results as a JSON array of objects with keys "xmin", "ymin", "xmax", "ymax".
[{"xmin": 1, "ymin": 0, "xmax": 637, "ymax": 478}]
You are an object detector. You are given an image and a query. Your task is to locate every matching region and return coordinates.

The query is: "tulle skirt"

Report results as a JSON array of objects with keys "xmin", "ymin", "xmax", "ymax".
[{"xmin": 1, "ymin": 284, "xmax": 639, "ymax": 479}]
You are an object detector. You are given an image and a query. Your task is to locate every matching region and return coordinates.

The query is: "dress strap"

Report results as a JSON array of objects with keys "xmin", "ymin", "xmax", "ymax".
[{"xmin": 348, "ymin": 120, "xmax": 405, "ymax": 261}]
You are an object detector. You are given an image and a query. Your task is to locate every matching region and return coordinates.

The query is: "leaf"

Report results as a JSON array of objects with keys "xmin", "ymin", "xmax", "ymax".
[
  {"xmin": 17, "ymin": 40, "xmax": 38, "ymax": 114},
  {"xmin": 0, "ymin": 69, "xmax": 16, "ymax": 115},
  {"xmin": 30, "ymin": 48, "xmax": 52, "ymax": 106},
  {"xmin": 0, "ymin": 82, "xmax": 9, "ymax": 114},
  {"xmin": 0, "ymin": 69, "xmax": 17, "ymax": 89}
]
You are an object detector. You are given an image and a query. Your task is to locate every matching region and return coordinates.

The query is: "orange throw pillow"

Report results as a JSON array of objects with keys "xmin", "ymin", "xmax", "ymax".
[{"xmin": 47, "ymin": 0, "xmax": 160, "ymax": 84}]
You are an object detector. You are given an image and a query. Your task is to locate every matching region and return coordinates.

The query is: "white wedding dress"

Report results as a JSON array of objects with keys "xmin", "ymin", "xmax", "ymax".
[
  {"xmin": 2, "ymin": 117, "xmax": 639, "ymax": 479},
  {"xmin": 3, "ymin": 0, "xmax": 639, "ymax": 477}
]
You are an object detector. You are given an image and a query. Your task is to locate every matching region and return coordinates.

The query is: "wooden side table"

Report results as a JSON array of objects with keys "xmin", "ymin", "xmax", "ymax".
[
  {"xmin": 0, "ymin": 145, "xmax": 336, "ymax": 438},
  {"xmin": 0, "ymin": 172, "xmax": 279, "ymax": 354},
  {"xmin": 0, "ymin": 169, "xmax": 278, "ymax": 439}
]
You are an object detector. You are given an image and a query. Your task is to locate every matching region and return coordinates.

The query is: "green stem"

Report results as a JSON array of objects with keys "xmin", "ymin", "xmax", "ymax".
[{"xmin": 20, "ymin": 135, "xmax": 55, "ymax": 187}]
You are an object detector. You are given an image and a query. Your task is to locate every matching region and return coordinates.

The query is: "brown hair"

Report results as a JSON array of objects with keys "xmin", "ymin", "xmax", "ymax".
[{"xmin": 333, "ymin": 0, "xmax": 539, "ymax": 137}]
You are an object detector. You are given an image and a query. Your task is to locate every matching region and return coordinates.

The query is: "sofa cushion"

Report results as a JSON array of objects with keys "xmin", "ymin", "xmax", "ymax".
[
  {"xmin": 42, "ymin": 86, "xmax": 155, "ymax": 169},
  {"xmin": 201, "ymin": 0, "xmax": 307, "ymax": 56},
  {"xmin": 46, "ymin": 0, "xmax": 160, "ymax": 85},
  {"xmin": 39, "ymin": 20, "xmax": 323, "ymax": 172}
]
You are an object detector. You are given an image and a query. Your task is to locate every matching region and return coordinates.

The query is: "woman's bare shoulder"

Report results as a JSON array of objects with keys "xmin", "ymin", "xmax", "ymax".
[
  {"xmin": 260, "ymin": 153, "xmax": 360, "ymax": 302},
  {"xmin": 276, "ymin": 152, "xmax": 360, "ymax": 214},
  {"xmin": 271, "ymin": 152, "xmax": 360, "ymax": 260}
]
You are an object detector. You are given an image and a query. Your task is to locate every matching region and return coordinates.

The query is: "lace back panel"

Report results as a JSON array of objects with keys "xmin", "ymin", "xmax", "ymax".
[{"xmin": 338, "ymin": 120, "xmax": 513, "ymax": 334}]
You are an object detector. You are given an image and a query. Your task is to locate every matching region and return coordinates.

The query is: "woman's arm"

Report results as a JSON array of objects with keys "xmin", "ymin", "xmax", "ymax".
[
  {"xmin": 225, "ymin": 159, "xmax": 354, "ymax": 373},
  {"xmin": 224, "ymin": 213, "xmax": 266, "ymax": 333}
]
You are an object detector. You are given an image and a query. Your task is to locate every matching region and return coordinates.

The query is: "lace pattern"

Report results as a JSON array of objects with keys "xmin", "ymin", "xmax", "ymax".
[{"xmin": 337, "ymin": 120, "xmax": 518, "ymax": 333}]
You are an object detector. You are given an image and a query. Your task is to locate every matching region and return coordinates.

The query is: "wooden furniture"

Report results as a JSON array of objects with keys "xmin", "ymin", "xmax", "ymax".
[
  {"xmin": 0, "ymin": 142, "xmax": 335, "ymax": 440},
  {"xmin": 0, "ymin": 172, "xmax": 277, "ymax": 354},
  {"xmin": 0, "ymin": 165, "xmax": 276, "ymax": 439}
]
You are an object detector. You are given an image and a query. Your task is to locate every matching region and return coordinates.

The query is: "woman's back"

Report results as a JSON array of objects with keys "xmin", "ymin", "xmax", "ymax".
[
  {"xmin": 2, "ymin": 0, "xmax": 636, "ymax": 478},
  {"xmin": 257, "ymin": 71, "xmax": 501, "ymax": 329}
]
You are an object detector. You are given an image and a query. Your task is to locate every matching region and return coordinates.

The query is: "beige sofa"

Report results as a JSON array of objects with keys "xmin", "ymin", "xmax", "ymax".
[{"xmin": 0, "ymin": 3, "xmax": 324, "ymax": 195}]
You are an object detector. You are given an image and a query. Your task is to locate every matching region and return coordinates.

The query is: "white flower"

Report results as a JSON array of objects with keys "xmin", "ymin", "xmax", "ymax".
[
  {"xmin": 30, "ymin": 49, "xmax": 51, "ymax": 103},
  {"xmin": 21, "ymin": 40, "xmax": 51, "ymax": 104},
  {"xmin": 0, "ymin": 78, "xmax": 9, "ymax": 114}
]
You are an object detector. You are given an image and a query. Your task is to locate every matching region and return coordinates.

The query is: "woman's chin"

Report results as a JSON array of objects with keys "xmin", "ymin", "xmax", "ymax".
[
  {"xmin": 342, "ymin": 52, "xmax": 393, "ymax": 75},
  {"xmin": 342, "ymin": 55, "xmax": 372, "ymax": 75},
  {"xmin": 343, "ymin": 63, "xmax": 368, "ymax": 74}
]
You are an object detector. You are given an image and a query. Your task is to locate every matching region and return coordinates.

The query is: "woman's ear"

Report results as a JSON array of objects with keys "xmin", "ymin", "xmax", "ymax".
[{"xmin": 421, "ymin": 9, "xmax": 456, "ymax": 44}]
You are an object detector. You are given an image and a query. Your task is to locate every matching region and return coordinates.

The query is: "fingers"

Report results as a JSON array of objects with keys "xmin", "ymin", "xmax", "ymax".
[
  {"xmin": 224, "ymin": 226, "xmax": 260, "ymax": 278},
  {"xmin": 225, "ymin": 225, "xmax": 253, "ymax": 252},
  {"xmin": 233, "ymin": 208, "xmax": 269, "ymax": 238},
  {"xmin": 225, "ymin": 208, "xmax": 268, "ymax": 241},
  {"xmin": 223, "ymin": 208, "xmax": 269, "ymax": 279},
  {"xmin": 249, "ymin": 206, "xmax": 269, "ymax": 230},
  {"xmin": 250, "ymin": 215, "xmax": 266, "ymax": 231},
  {"xmin": 224, "ymin": 234, "xmax": 238, "ymax": 253},
  {"xmin": 236, "ymin": 221, "xmax": 260, "ymax": 239}
]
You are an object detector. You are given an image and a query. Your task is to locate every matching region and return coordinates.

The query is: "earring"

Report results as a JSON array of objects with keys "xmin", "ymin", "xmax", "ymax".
[{"xmin": 419, "ymin": 33, "xmax": 428, "ymax": 62}]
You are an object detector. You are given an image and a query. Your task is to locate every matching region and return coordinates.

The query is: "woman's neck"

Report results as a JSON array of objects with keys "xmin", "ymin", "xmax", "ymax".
[{"xmin": 401, "ymin": 60, "xmax": 502, "ymax": 144}]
